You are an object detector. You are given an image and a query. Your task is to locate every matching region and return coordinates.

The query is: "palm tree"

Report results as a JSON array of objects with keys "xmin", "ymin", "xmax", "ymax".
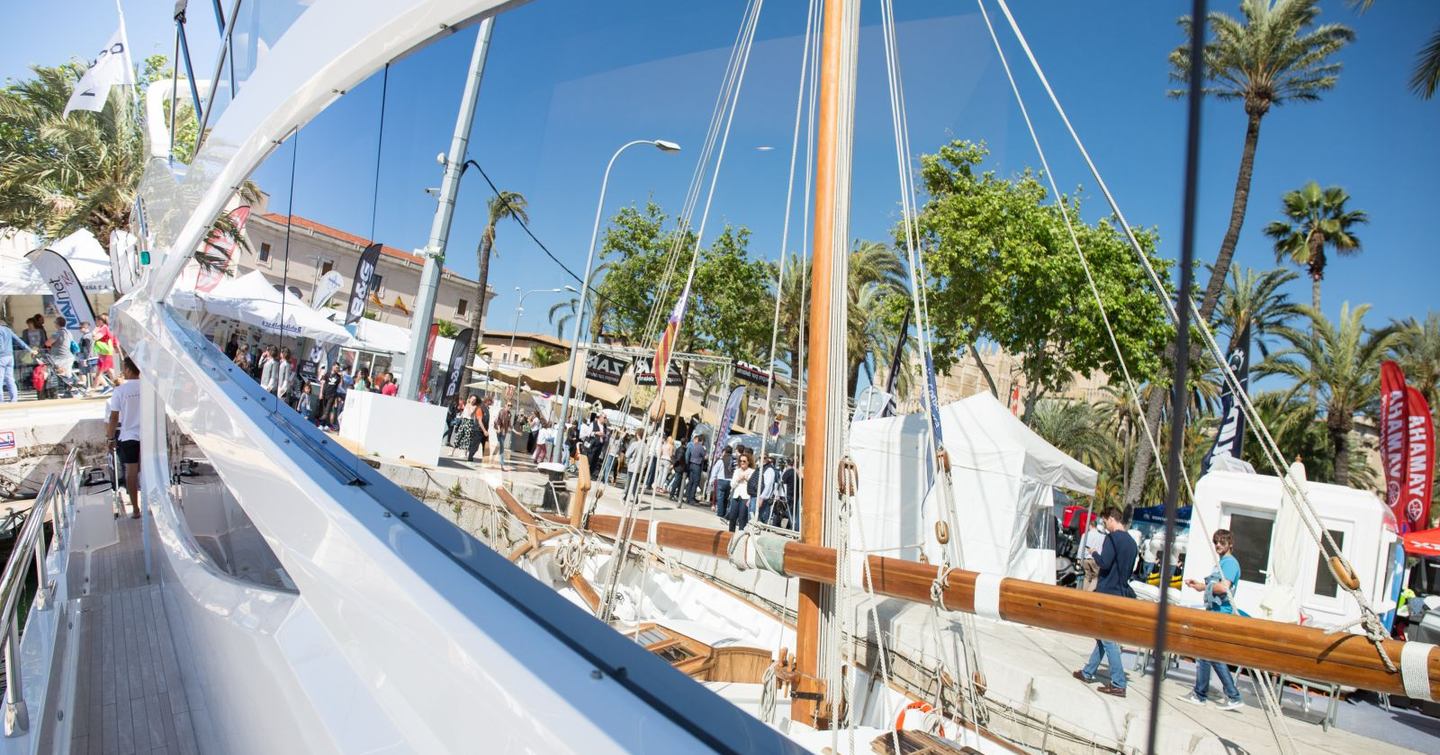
[
  {"xmin": 1350, "ymin": 0, "xmax": 1440, "ymax": 99},
  {"xmin": 1263, "ymin": 182, "xmax": 1367, "ymax": 314},
  {"xmin": 469, "ymin": 191, "xmax": 529, "ymax": 357},
  {"xmin": 1026, "ymin": 399, "xmax": 1116, "ymax": 470},
  {"xmin": 547, "ymin": 297, "xmax": 578, "ymax": 340},
  {"xmin": 529, "ymin": 345, "xmax": 565, "ymax": 368},
  {"xmin": 1130, "ymin": 0, "xmax": 1356, "ymax": 507},
  {"xmin": 845, "ymin": 240, "xmax": 908, "ymax": 395},
  {"xmin": 1215, "ymin": 266, "xmax": 1300, "ymax": 357},
  {"xmin": 1259, "ymin": 303, "xmax": 1399, "ymax": 486},
  {"xmin": 1391, "ymin": 312, "xmax": 1440, "ymax": 411}
]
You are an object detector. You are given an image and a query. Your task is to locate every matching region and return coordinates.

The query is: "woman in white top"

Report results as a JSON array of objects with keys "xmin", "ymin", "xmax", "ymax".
[{"xmin": 727, "ymin": 453, "xmax": 755, "ymax": 532}]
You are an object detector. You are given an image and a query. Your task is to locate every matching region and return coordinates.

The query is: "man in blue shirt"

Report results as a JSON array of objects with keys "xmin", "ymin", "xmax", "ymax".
[
  {"xmin": 1181, "ymin": 529, "xmax": 1245, "ymax": 710},
  {"xmin": 0, "ymin": 320, "xmax": 37, "ymax": 402},
  {"xmin": 1073, "ymin": 506, "xmax": 1137, "ymax": 697}
]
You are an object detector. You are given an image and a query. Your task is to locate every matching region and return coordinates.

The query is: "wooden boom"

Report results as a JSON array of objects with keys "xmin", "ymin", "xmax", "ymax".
[{"xmin": 574, "ymin": 513, "xmax": 1439, "ymax": 701}]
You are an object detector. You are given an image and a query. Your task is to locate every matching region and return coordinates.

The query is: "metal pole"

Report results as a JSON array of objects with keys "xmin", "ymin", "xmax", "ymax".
[
  {"xmin": 400, "ymin": 17, "xmax": 495, "ymax": 399},
  {"xmin": 550, "ymin": 139, "xmax": 655, "ymax": 462},
  {"xmin": 3, "ymin": 619, "xmax": 26, "ymax": 735}
]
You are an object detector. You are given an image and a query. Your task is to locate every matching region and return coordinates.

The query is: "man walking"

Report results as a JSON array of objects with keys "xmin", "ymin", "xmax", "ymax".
[
  {"xmin": 710, "ymin": 446, "xmax": 733, "ymax": 518},
  {"xmin": 0, "ymin": 320, "xmax": 36, "ymax": 402},
  {"xmin": 316, "ymin": 363, "xmax": 342, "ymax": 428},
  {"xmin": 757, "ymin": 454, "xmax": 779, "ymax": 525},
  {"xmin": 1181, "ymin": 530, "xmax": 1245, "ymax": 710},
  {"xmin": 107, "ymin": 358, "xmax": 143, "ymax": 519},
  {"xmin": 1073, "ymin": 506, "xmax": 1137, "ymax": 698},
  {"xmin": 684, "ymin": 433, "xmax": 707, "ymax": 507}
]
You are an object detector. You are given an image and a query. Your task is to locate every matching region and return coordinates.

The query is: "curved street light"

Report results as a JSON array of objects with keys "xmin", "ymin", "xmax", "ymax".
[{"xmin": 552, "ymin": 139, "xmax": 682, "ymax": 462}]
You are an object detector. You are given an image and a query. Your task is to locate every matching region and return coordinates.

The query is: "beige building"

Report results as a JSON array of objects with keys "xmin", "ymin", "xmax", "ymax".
[
  {"xmin": 897, "ymin": 342, "xmax": 1111, "ymax": 416},
  {"xmin": 239, "ymin": 211, "xmax": 489, "ymax": 330},
  {"xmin": 480, "ymin": 330, "xmax": 570, "ymax": 369}
]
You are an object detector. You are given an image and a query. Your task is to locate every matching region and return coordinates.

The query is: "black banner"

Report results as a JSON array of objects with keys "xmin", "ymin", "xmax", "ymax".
[
  {"xmin": 1202, "ymin": 323, "xmax": 1251, "ymax": 472},
  {"xmin": 734, "ymin": 360, "xmax": 772, "ymax": 385},
  {"xmin": 634, "ymin": 357, "xmax": 683, "ymax": 386},
  {"xmin": 344, "ymin": 243, "xmax": 383, "ymax": 327},
  {"xmin": 586, "ymin": 352, "xmax": 628, "ymax": 385},
  {"xmin": 442, "ymin": 327, "xmax": 474, "ymax": 406}
]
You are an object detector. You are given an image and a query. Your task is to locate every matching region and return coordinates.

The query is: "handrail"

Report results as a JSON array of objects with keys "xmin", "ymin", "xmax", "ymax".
[{"xmin": 0, "ymin": 447, "xmax": 80, "ymax": 736}]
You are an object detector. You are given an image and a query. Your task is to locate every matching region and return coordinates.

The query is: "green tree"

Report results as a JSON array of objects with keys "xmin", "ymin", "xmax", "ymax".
[
  {"xmin": 844, "ymin": 240, "xmax": 909, "ymax": 396},
  {"xmin": 529, "ymin": 344, "xmax": 565, "ymax": 368},
  {"xmin": 1123, "ymin": 0, "xmax": 1355, "ymax": 507},
  {"xmin": 1259, "ymin": 303, "xmax": 1399, "ymax": 486},
  {"xmin": 434, "ymin": 320, "xmax": 460, "ymax": 339},
  {"xmin": 1214, "ymin": 266, "xmax": 1300, "ymax": 357},
  {"xmin": 470, "ymin": 191, "xmax": 528, "ymax": 357},
  {"xmin": 1026, "ymin": 399, "xmax": 1116, "ymax": 471},
  {"xmin": 1263, "ymin": 182, "xmax": 1367, "ymax": 315},
  {"xmin": 1391, "ymin": 312, "xmax": 1440, "ymax": 411},
  {"xmin": 911, "ymin": 140, "xmax": 1173, "ymax": 408},
  {"xmin": 1351, "ymin": 0, "xmax": 1440, "ymax": 99}
]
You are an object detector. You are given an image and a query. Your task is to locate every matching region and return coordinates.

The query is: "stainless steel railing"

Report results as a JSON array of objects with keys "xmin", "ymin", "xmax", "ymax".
[{"xmin": 0, "ymin": 447, "xmax": 80, "ymax": 736}]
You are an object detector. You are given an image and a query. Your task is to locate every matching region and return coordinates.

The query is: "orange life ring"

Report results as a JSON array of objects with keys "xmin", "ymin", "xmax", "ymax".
[{"xmin": 894, "ymin": 700, "xmax": 933, "ymax": 730}]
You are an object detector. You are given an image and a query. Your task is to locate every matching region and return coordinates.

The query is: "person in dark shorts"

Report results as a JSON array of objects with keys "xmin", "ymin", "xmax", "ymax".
[{"xmin": 106, "ymin": 358, "xmax": 143, "ymax": 518}]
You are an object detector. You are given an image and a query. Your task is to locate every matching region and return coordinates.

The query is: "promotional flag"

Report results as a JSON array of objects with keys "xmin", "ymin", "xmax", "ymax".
[
  {"xmin": 344, "ymin": 243, "xmax": 383, "ymax": 328},
  {"xmin": 714, "ymin": 386, "xmax": 746, "ymax": 458},
  {"xmin": 25, "ymin": 248, "xmax": 96, "ymax": 329},
  {"xmin": 63, "ymin": 25, "xmax": 135, "ymax": 117},
  {"xmin": 1202, "ymin": 323, "xmax": 1251, "ymax": 473},
  {"xmin": 312, "ymin": 270, "xmax": 345, "ymax": 309},
  {"xmin": 442, "ymin": 328, "xmax": 474, "ymax": 406},
  {"xmin": 882, "ymin": 308, "xmax": 911, "ymax": 408},
  {"xmin": 418, "ymin": 324, "xmax": 440, "ymax": 401},
  {"xmin": 194, "ymin": 206, "xmax": 251, "ymax": 292},
  {"xmin": 652, "ymin": 283, "xmax": 689, "ymax": 389},
  {"xmin": 1381, "ymin": 360, "xmax": 1411, "ymax": 528},
  {"xmin": 1400, "ymin": 385, "xmax": 1434, "ymax": 533}
]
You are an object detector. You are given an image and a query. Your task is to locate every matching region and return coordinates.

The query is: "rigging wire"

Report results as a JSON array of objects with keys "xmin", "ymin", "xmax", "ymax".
[{"xmin": 368, "ymin": 64, "xmax": 390, "ymax": 243}]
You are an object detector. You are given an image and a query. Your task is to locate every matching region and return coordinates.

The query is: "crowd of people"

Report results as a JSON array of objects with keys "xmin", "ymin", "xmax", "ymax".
[
  {"xmin": 226, "ymin": 334, "xmax": 403, "ymax": 431},
  {"xmin": 0, "ymin": 312, "xmax": 119, "ymax": 400}
]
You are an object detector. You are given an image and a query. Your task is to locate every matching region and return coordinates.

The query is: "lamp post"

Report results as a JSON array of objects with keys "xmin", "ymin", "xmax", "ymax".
[
  {"xmin": 551, "ymin": 138, "xmax": 681, "ymax": 462},
  {"xmin": 506, "ymin": 285, "xmax": 575, "ymax": 366}
]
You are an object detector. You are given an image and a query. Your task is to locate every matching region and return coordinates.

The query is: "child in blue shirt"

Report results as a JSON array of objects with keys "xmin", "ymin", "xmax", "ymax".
[{"xmin": 1181, "ymin": 529, "xmax": 1244, "ymax": 709}]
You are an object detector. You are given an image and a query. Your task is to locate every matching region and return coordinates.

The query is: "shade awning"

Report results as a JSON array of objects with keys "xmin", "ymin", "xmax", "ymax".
[
  {"xmin": 0, "ymin": 228, "xmax": 112, "ymax": 294},
  {"xmin": 172, "ymin": 270, "xmax": 354, "ymax": 345}
]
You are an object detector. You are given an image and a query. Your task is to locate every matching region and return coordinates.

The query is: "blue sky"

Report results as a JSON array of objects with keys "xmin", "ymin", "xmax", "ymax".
[{"xmin": 6, "ymin": 0, "xmax": 1439, "ymax": 353}]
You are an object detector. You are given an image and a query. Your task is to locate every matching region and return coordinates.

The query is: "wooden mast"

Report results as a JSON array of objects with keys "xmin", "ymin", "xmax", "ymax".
[
  {"xmin": 794, "ymin": 0, "xmax": 858, "ymax": 729},
  {"xmin": 569, "ymin": 513, "xmax": 1440, "ymax": 701}
]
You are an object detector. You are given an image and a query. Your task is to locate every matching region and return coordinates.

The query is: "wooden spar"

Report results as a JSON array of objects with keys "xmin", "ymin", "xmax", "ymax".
[
  {"xmin": 572, "ymin": 513, "xmax": 1440, "ymax": 700},
  {"xmin": 796, "ymin": 0, "xmax": 857, "ymax": 728}
]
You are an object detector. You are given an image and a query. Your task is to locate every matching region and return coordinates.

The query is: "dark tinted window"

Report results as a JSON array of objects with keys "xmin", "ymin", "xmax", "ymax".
[{"xmin": 1228, "ymin": 512, "xmax": 1273, "ymax": 584}]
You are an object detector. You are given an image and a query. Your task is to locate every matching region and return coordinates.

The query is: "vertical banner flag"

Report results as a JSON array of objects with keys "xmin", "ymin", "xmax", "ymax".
[
  {"xmin": 442, "ymin": 328, "xmax": 474, "ymax": 406},
  {"xmin": 195, "ymin": 206, "xmax": 252, "ymax": 292},
  {"xmin": 1381, "ymin": 360, "xmax": 1436, "ymax": 535},
  {"xmin": 63, "ymin": 26, "xmax": 135, "ymax": 117},
  {"xmin": 882, "ymin": 308, "xmax": 911, "ymax": 416},
  {"xmin": 344, "ymin": 243, "xmax": 383, "ymax": 329},
  {"xmin": 25, "ymin": 249, "xmax": 96, "ymax": 329},
  {"xmin": 418, "ymin": 324, "xmax": 440, "ymax": 402},
  {"xmin": 652, "ymin": 283, "xmax": 689, "ymax": 390},
  {"xmin": 715, "ymin": 386, "xmax": 747, "ymax": 459},
  {"xmin": 312, "ymin": 270, "xmax": 345, "ymax": 309},
  {"xmin": 1202, "ymin": 323, "xmax": 1251, "ymax": 473}
]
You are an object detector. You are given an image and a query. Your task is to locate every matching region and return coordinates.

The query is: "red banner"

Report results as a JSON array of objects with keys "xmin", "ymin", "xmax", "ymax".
[
  {"xmin": 195, "ymin": 206, "xmax": 251, "ymax": 292},
  {"xmin": 1382, "ymin": 360, "xmax": 1436, "ymax": 538}
]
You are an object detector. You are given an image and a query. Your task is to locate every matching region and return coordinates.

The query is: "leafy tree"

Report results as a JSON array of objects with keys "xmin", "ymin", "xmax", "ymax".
[
  {"xmin": 910, "ymin": 140, "xmax": 1173, "ymax": 407},
  {"xmin": 1263, "ymin": 181, "xmax": 1367, "ymax": 315},
  {"xmin": 1259, "ymin": 303, "xmax": 1399, "ymax": 486},
  {"xmin": 529, "ymin": 344, "xmax": 565, "ymax": 368},
  {"xmin": 1125, "ymin": 0, "xmax": 1355, "ymax": 507},
  {"xmin": 470, "ymin": 191, "xmax": 528, "ymax": 357}
]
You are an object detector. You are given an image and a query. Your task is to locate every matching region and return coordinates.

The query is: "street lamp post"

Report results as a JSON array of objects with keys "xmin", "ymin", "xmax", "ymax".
[
  {"xmin": 550, "ymin": 139, "xmax": 681, "ymax": 463},
  {"xmin": 506, "ymin": 285, "xmax": 575, "ymax": 366}
]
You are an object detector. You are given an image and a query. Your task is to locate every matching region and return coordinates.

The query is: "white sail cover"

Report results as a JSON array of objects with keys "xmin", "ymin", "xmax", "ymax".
[
  {"xmin": 172, "ymin": 269, "xmax": 354, "ymax": 344},
  {"xmin": 849, "ymin": 392, "xmax": 1097, "ymax": 584}
]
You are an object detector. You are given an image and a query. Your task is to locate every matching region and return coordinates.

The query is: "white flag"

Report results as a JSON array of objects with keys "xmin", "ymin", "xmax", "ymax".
[{"xmin": 63, "ymin": 27, "xmax": 135, "ymax": 118}]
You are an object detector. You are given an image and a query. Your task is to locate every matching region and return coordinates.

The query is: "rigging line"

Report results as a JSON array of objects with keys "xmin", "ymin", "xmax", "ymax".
[
  {"xmin": 989, "ymin": 0, "xmax": 1372, "ymax": 623},
  {"xmin": 368, "ymin": 64, "xmax": 390, "ymax": 243},
  {"xmin": 599, "ymin": 0, "xmax": 765, "ymax": 624},
  {"xmin": 973, "ymin": 0, "xmax": 1172, "ymax": 494},
  {"xmin": 274, "ymin": 128, "xmax": 301, "ymax": 414},
  {"xmin": 1146, "ymin": 1, "xmax": 1206, "ymax": 751},
  {"xmin": 759, "ymin": 0, "xmax": 819, "ymax": 466},
  {"xmin": 880, "ymin": 0, "xmax": 986, "ymax": 711}
]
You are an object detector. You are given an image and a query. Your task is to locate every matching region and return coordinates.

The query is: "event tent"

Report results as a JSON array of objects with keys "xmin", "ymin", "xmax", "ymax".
[
  {"xmin": 171, "ymin": 270, "xmax": 353, "ymax": 345},
  {"xmin": 0, "ymin": 229, "xmax": 112, "ymax": 294},
  {"xmin": 847, "ymin": 392, "xmax": 1097, "ymax": 585}
]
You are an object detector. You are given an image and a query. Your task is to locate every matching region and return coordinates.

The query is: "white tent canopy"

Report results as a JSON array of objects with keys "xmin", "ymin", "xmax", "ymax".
[
  {"xmin": 848, "ymin": 392, "xmax": 1097, "ymax": 585},
  {"xmin": 172, "ymin": 270, "xmax": 353, "ymax": 345},
  {"xmin": 0, "ymin": 228, "xmax": 112, "ymax": 294}
]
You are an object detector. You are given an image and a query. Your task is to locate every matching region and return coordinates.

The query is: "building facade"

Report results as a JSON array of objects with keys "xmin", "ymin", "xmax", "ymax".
[{"xmin": 239, "ymin": 211, "xmax": 489, "ymax": 331}]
